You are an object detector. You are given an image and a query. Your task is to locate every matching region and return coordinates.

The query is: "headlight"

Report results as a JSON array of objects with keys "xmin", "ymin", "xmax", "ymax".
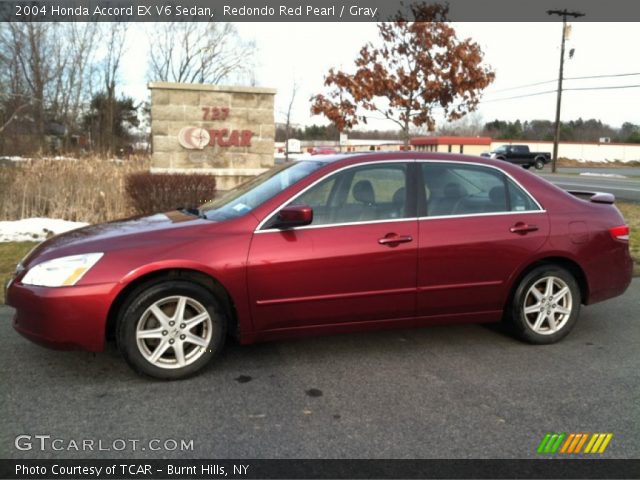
[
  {"xmin": 22, "ymin": 253, "xmax": 104, "ymax": 287},
  {"xmin": 15, "ymin": 244, "xmax": 39, "ymax": 275}
]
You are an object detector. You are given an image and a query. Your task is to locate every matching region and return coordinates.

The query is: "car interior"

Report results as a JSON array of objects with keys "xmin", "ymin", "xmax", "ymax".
[
  {"xmin": 422, "ymin": 165, "xmax": 537, "ymax": 216},
  {"xmin": 292, "ymin": 165, "xmax": 408, "ymax": 225},
  {"xmin": 281, "ymin": 163, "xmax": 540, "ymax": 228}
]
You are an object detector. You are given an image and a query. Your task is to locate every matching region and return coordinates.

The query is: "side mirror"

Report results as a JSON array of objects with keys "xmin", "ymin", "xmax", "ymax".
[{"xmin": 273, "ymin": 204, "xmax": 313, "ymax": 229}]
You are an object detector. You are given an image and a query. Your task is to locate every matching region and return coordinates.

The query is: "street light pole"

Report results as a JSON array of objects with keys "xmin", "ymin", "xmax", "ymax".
[{"xmin": 547, "ymin": 9, "xmax": 584, "ymax": 173}]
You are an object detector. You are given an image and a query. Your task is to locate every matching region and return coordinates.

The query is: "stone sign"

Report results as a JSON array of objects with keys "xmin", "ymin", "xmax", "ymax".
[{"xmin": 149, "ymin": 82, "xmax": 276, "ymax": 190}]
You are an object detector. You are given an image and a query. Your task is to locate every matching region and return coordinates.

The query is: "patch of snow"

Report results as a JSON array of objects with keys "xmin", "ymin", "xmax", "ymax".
[
  {"xmin": 274, "ymin": 153, "xmax": 314, "ymax": 163},
  {"xmin": 0, "ymin": 156, "xmax": 78, "ymax": 162},
  {"xmin": 579, "ymin": 172, "xmax": 628, "ymax": 179},
  {"xmin": 0, "ymin": 156, "xmax": 29, "ymax": 162},
  {"xmin": 0, "ymin": 218, "xmax": 89, "ymax": 242}
]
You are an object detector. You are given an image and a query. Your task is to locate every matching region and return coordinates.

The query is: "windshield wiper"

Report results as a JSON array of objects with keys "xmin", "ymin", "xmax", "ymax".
[{"xmin": 178, "ymin": 207, "xmax": 205, "ymax": 218}]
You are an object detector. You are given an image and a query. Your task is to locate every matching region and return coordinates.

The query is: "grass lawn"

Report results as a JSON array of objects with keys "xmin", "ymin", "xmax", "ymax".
[
  {"xmin": 0, "ymin": 242, "xmax": 37, "ymax": 304},
  {"xmin": 1, "ymin": 203, "xmax": 639, "ymax": 304},
  {"xmin": 617, "ymin": 202, "xmax": 640, "ymax": 276}
]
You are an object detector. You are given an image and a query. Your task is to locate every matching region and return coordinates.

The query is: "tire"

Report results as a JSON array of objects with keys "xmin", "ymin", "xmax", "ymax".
[
  {"xmin": 534, "ymin": 158, "xmax": 545, "ymax": 170},
  {"xmin": 507, "ymin": 265, "xmax": 581, "ymax": 344},
  {"xmin": 523, "ymin": 164, "xmax": 531, "ymax": 170},
  {"xmin": 116, "ymin": 280, "xmax": 227, "ymax": 379}
]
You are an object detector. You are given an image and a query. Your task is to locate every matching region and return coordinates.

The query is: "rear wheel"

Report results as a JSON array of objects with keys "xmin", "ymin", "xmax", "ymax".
[
  {"xmin": 508, "ymin": 266, "xmax": 581, "ymax": 344},
  {"xmin": 534, "ymin": 158, "xmax": 545, "ymax": 170},
  {"xmin": 117, "ymin": 280, "xmax": 226, "ymax": 379}
]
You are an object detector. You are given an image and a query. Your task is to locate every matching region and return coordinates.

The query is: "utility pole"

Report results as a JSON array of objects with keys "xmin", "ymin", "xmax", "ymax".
[{"xmin": 547, "ymin": 9, "xmax": 584, "ymax": 173}]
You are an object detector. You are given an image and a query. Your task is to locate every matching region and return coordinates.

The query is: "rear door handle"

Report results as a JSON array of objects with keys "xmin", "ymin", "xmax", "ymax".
[
  {"xmin": 510, "ymin": 222, "xmax": 539, "ymax": 235},
  {"xmin": 378, "ymin": 234, "xmax": 413, "ymax": 246}
]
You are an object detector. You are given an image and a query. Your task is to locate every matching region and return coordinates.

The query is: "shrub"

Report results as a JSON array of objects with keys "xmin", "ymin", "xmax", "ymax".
[
  {"xmin": 0, "ymin": 156, "xmax": 149, "ymax": 223},
  {"xmin": 125, "ymin": 172, "xmax": 217, "ymax": 216},
  {"xmin": 0, "ymin": 163, "xmax": 19, "ymax": 198}
]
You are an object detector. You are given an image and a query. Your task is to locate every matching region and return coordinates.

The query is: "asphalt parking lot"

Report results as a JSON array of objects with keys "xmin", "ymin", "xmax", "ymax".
[
  {"xmin": 1, "ymin": 280, "xmax": 639, "ymax": 460},
  {"xmin": 538, "ymin": 170, "xmax": 640, "ymax": 203}
]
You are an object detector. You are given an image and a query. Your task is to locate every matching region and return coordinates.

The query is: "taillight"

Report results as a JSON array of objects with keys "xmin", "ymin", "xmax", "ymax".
[{"xmin": 609, "ymin": 225, "xmax": 629, "ymax": 241}]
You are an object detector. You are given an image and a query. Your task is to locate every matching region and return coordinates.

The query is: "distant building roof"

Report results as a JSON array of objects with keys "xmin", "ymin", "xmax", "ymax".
[{"xmin": 410, "ymin": 136, "xmax": 492, "ymax": 146}]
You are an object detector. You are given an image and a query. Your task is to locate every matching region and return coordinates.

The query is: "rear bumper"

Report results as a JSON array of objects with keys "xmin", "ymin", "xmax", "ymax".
[
  {"xmin": 585, "ymin": 247, "xmax": 634, "ymax": 305},
  {"xmin": 5, "ymin": 280, "xmax": 118, "ymax": 352}
]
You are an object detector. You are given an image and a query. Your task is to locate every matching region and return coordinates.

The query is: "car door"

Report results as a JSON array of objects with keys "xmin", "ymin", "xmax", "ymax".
[
  {"xmin": 247, "ymin": 161, "xmax": 418, "ymax": 332},
  {"xmin": 506, "ymin": 146, "xmax": 523, "ymax": 165},
  {"xmin": 416, "ymin": 161, "xmax": 549, "ymax": 319},
  {"xmin": 515, "ymin": 145, "xmax": 533, "ymax": 163}
]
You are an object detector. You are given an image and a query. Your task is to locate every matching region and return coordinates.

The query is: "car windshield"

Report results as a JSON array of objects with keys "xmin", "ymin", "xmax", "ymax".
[
  {"xmin": 495, "ymin": 146, "xmax": 507, "ymax": 153},
  {"xmin": 200, "ymin": 160, "xmax": 327, "ymax": 221}
]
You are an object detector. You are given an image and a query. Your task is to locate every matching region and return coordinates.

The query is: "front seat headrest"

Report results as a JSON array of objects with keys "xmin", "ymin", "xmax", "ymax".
[{"xmin": 353, "ymin": 180, "xmax": 375, "ymax": 205}]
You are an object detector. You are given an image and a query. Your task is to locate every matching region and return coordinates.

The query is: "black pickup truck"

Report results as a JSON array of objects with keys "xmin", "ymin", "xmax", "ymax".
[{"xmin": 481, "ymin": 144, "xmax": 551, "ymax": 170}]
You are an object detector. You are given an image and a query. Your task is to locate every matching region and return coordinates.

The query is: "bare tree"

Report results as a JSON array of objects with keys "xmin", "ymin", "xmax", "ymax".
[
  {"xmin": 0, "ymin": 24, "xmax": 30, "ymax": 138},
  {"xmin": 0, "ymin": 23, "xmax": 60, "ymax": 150},
  {"xmin": 0, "ymin": 22, "xmax": 98, "ymax": 152},
  {"xmin": 100, "ymin": 22, "xmax": 128, "ymax": 156},
  {"xmin": 57, "ymin": 23, "xmax": 99, "ymax": 130},
  {"xmin": 147, "ymin": 22, "xmax": 255, "ymax": 84},
  {"xmin": 282, "ymin": 81, "xmax": 298, "ymax": 162},
  {"xmin": 0, "ymin": 103, "xmax": 30, "ymax": 135},
  {"xmin": 435, "ymin": 112, "xmax": 484, "ymax": 136}
]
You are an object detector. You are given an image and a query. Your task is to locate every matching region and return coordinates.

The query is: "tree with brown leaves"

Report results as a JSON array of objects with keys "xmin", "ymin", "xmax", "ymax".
[{"xmin": 311, "ymin": 3, "xmax": 495, "ymax": 145}]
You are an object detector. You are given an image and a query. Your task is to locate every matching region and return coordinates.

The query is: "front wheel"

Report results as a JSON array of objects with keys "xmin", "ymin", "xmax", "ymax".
[
  {"xmin": 534, "ymin": 158, "xmax": 545, "ymax": 170},
  {"xmin": 507, "ymin": 266, "xmax": 581, "ymax": 344},
  {"xmin": 117, "ymin": 280, "xmax": 226, "ymax": 379}
]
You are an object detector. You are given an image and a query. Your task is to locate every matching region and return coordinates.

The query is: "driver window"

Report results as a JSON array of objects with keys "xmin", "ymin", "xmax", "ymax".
[
  {"xmin": 291, "ymin": 163, "xmax": 409, "ymax": 226},
  {"xmin": 291, "ymin": 176, "xmax": 337, "ymax": 225}
]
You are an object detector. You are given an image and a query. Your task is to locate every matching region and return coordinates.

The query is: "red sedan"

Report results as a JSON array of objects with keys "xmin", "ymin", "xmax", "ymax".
[
  {"xmin": 310, "ymin": 146, "xmax": 339, "ymax": 155},
  {"xmin": 5, "ymin": 153, "xmax": 633, "ymax": 379}
]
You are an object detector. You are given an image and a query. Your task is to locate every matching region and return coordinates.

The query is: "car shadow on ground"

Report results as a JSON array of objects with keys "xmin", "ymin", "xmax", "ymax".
[
  {"xmin": 5, "ymin": 318, "xmax": 524, "ymax": 387},
  {"xmin": 4, "ymin": 294, "xmax": 620, "ymax": 388}
]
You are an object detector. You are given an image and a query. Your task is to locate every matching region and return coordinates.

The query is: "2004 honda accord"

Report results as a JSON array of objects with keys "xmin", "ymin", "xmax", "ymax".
[{"xmin": 6, "ymin": 153, "xmax": 633, "ymax": 379}]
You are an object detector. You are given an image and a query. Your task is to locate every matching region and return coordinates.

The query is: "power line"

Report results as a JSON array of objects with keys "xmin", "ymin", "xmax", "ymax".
[
  {"xmin": 489, "ymin": 79, "xmax": 557, "ymax": 93},
  {"xmin": 480, "ymin": 84, "xmax": 640, "ymax": 104},
  {"xmin": 481, "ymin": 90, "xmax": 557, "ymax": 102},
  {"xmin": 488, "ymin": 72, "xmax": 640, "ymax": 95},
  {"xmin": 347, "ymin": 83, "xmax": 640, "ymax": 123},
  {"xmin": 565, "ymin": 84, "xmax": 640, "ymax": 91},
  {"xmin": 566, "ymin": 72, "xmax": 640, "ymax": 81},
  {"xmin": 482, "ymin": 83, "xmax": 640, "ymax": 103}
]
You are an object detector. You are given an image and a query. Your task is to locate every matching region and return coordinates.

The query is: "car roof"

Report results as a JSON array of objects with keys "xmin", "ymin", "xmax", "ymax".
[{"xmin": 299, "ymin": 151, "xmax": 501, "ymax": 166}]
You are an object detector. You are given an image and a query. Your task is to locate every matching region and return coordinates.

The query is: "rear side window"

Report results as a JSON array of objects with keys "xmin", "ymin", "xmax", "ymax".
[
  {"xmin": 421, "ymin": 163, "xmax": 540, "ymax": 217},
  {"xmin": 507, "ymin": 180, "xmax": 540, "ymax": 211}
]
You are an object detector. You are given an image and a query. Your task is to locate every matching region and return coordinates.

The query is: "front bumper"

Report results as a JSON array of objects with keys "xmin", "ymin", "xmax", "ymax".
[{"xmin": 5, "ymin": 279, "xmax": 118, "ymax": 352}]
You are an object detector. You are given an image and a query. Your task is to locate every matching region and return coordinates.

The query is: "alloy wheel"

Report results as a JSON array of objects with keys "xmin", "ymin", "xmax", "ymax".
[
  {"xmin": 135, "ymin": 295, "xmax": 212, "ymax": 369},
  {"xmin": 523, "ymin": 276, "xmax": 573, "ymax": 335}
]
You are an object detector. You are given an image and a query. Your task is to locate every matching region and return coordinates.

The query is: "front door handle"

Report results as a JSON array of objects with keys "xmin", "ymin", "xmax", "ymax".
[
  {"xmin": 510, "ymin": 222, "xmax": 539, "ymax": 235},
  {"xmin": 378, "ymin": 233, "xmax": 413, "ymax": 246}
]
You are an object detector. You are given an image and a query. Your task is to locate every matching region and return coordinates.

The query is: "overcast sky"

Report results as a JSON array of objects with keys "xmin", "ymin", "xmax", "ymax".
[{"xmin": 121, "ymin": 22, "xmax": 640, "ymax": 131}]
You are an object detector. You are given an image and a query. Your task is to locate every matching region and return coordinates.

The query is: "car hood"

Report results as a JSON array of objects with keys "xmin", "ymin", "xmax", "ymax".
[{"xmin": 23, "ymin": 211, "xmax": 210, "ymax": 266}]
